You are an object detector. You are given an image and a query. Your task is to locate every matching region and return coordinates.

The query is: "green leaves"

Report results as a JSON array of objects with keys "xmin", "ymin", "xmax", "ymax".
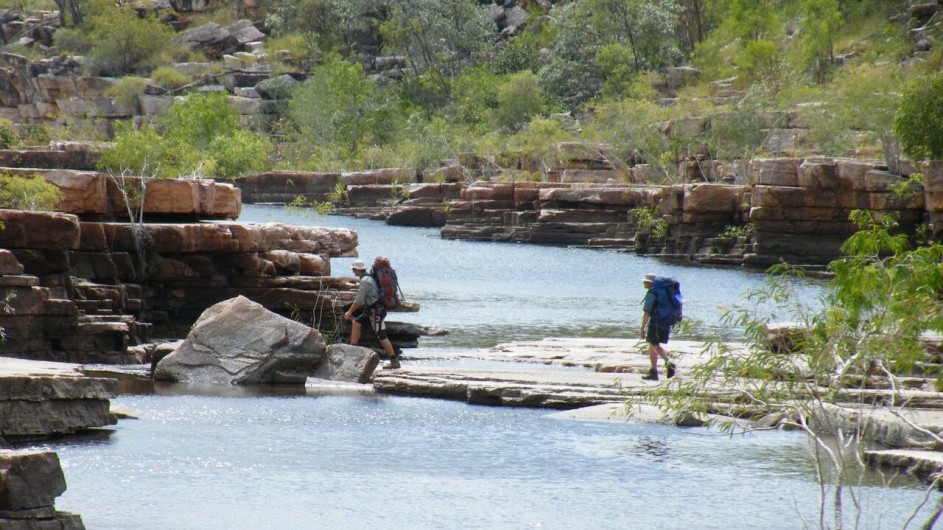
[
  {"xmin": 0, "ymin": 173, "xmax": 63, "ymax": 211},
  {"xmin": 894, "ymin": 73, "xmax": 943, "ymax": 162},
  {"xmin": 84, "ymin": 4, "xmax": 174, "ymax": 76},
  {"xmin": 99, "ymin": 93, "xmax": 272, "ymax": 179}
]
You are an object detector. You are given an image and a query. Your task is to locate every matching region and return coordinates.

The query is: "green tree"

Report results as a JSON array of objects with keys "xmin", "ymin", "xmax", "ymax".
[
  {"xmin": 289, "ymin": 55, "xmax": 389, "ymax": 155},
  {"xmin": 85, "ymin": 4, "xmax": 174, "ymax": 75},
  {"xmin": 586, "ymin": 0, "xmax": 683, "ymax": 73},
  {"xmin": 491, "ymin": 32, "xmax": 542, "ymax": 75},
  {"xmin": 894, "ymin": 73, "xmax": 943, "ymax": 162},
  {"xmin": 494, "ymin": 70, "xmax": 547, "ymax": 132},
  {"xmin": 210, "ymin": 130, "xmax": 274, "ymax": 178},
  {"xmin": 799, "ymin": 0, "xmax": 842, "ymax": 83},
  {"xmin": 447, "ymin": 65, "xmax": 502, "ymax": 127},
  {"xmin": 97, "ymin": 123, "xmax": 200, "ymax": 179},
  {"xmin": 537, "ymin": 3, "xmax": 601, "ymax": 107},
  {"xmin": 100, "ymin": 94, "xmax": 272, "ymax": 179},
  {"xmin": 0, "ymin": 173, "xmax": 63, "ymax": 211},
  {"xmin": 380, "ymin": 0, "xmax": 493, "ymax": 79}
]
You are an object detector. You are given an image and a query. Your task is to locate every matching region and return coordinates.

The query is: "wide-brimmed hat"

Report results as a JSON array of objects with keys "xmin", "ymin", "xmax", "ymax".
[
  {"xmin": 351, "ymin": 260, "xmax": 367, "ymax": 270},
  {"xmin": 641, "ymin": 273, "xmax": 656, "ymax": 285}
]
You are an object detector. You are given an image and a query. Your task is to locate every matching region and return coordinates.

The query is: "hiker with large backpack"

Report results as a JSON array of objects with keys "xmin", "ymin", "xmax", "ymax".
[
  {"xmin": 342, "ymin": 257, "xmax": 402, "ymax": 369},
  {"xmin": 639, "ymin": 273, "xmax": 683, "ymax": 381}
]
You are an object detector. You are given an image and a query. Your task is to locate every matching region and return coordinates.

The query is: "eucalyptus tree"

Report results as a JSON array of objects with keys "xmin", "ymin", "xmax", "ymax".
[
  {"xmin": 586, "ymin": 0, "xmax": 683, "ymax": 72},
  {"xmin": 537, "ymin": 2, "xmax": 601, "ymax": 107},
  {"xmin": 288, "ymin": 55, "xmax": 393, "ymax": 156},
  {"xmin": 381, "ymin": 0, "xmax": 493, "ymax": 78},
  {"xmin": 259, "ymin": 0, "xmax": 387, "ymax": 55},
  {"xmin": 894, "ymin": 73, "xmax": 943, "ymax": 163},
  {"xmin": 798, "ymin": 0, "xmax": 842, "ymax": 83}
]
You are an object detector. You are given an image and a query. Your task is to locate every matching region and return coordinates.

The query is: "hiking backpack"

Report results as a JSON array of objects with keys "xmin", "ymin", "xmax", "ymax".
[
  {"xmin": 370, "ymin": 256, "xmax": 403, "ymax": 309},
  {"xmin": 651, "ymin": 276, "xmax": 684, "ymax": 328}
]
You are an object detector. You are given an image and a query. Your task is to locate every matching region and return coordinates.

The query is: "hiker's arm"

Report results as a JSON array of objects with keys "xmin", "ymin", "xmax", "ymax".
[
  {"xmin": 344, "ymin": 300, "xmax": 363, "ymax": 320},
  {"xmin": 640, "ymin": 311, "xmax": 650, "ymax": 338}
]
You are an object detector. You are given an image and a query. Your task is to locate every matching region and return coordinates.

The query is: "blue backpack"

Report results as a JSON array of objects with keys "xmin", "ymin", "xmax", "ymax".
[{"xmin": 651, "ymin": 276, "xmax": 683, "ymax": 328}]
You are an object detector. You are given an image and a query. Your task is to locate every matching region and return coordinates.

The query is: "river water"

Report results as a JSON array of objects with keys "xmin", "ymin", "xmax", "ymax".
[{"xmin": 29, "ymin": 205, "xmax": 935, "ymax": 529}]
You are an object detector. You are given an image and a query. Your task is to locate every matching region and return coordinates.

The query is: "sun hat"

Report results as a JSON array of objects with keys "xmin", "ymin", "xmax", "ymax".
[
  {"xmin": 351, "ymin": 260, "xmax": 367, "ymax": 270},
  {"xmin": 642, "ymin": 273, "xmax": 656, "ymax": 285}
]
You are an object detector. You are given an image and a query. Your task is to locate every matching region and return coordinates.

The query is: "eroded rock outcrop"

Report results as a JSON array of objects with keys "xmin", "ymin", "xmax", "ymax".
[
  {"xmin": 154, "ymin": 295, "xmax": 325, "ymax": 384},
  {"xmin": 0, "ymin": 208, "xmax": 414, "ymax": 363},
  {"xmin": 0, "ymin": 358, "xmax": 117, "ymax": 437},
  {"xmin": 0, "ymin": 450, "xmax": 85, "ymax": 529}
]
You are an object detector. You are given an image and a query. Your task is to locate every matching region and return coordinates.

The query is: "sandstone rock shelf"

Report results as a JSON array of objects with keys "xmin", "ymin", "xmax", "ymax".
[{"xmin": 372, "ymin": 337, "xmax": 943, "ymax": 486}]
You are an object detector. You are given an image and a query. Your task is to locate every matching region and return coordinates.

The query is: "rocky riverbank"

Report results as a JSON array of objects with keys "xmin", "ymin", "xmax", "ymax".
[{"xmin": 230, "ymin": 156, "xmax": 938, "ymax": 272}]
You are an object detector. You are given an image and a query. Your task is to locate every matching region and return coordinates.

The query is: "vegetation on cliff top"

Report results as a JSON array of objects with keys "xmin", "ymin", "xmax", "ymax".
[{"xmin": 0, "ymin": 0, "xmax": 937, "ymax": 180}]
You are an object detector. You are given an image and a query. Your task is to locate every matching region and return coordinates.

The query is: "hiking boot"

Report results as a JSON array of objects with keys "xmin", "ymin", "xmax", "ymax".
[
  {"xmin": 641, "ymin": 367, "xmax": 658, "ymax": 381},
  {"xmin": 383, "ymin": 356, "xmax": 401, "ymax": 370},
  {"xmin": 666, "ymin": 362, "xmax": 677, "ymax": 379}
]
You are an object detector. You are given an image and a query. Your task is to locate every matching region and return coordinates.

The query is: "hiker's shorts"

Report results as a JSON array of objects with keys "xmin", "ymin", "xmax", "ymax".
[
  {"xmin": 646, "ymin": 323, "xmax": 670, "ymax": 345},
  {"xmin": 355, "ymin": 303, "xmax": 388, "ymax": 340}
]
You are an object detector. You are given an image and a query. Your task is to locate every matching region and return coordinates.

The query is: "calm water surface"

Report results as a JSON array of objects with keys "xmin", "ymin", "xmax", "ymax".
[{"xmin": 32, "ymin": 204, "xmax": 935, "ymax": 529}]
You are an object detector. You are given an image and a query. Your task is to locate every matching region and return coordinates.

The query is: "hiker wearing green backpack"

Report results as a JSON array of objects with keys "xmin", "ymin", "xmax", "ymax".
[
  {"xmin": 639, "ymin": 273, "xmax": 680, "ymax": 381},
  {"xmin": 343, "ymin": 259, "xmax": 401, "ymax": 370}
]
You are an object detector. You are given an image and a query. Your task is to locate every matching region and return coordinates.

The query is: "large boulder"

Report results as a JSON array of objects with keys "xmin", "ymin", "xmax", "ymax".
[
  {"xmin": 310, "ymin": 344, "xmax": 379, "ymax": 384},
  {"xmin": 154, "ymin": 295, "xmax": 325, "ymax": 384}
]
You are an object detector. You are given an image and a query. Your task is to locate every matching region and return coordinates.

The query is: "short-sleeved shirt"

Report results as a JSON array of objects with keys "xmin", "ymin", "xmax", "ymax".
[
  {"xmin": 642, "ymin": 290, "xmax": 657, "ymax": 314},
  {"xmin": 354, "ymin": 275, "xmax": 380, "ymax": 307}
]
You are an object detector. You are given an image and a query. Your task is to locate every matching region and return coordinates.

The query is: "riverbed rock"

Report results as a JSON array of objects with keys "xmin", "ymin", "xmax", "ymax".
[
  {"xmin": 0, "ymin": 450, "xmax": 86, "ymax": 529},
  {"xmin": 0, "ymin": 358, "xmax": 118, "ymax": 438},
  {"xmin": 310, "ymin": 344, "xmax": 379, "ymax": 384},
  {"xmin": 153, "ymin": 295, "xmax": 326, "ymax": 384}
]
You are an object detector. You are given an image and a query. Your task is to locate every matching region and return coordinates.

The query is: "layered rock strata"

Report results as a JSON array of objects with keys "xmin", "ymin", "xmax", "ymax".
[
  {"xmin": 0, "ymin": 450, "xmax": 86, "ymax": 529},
  {"xmin": 0, "ymin": 207, "xmax": 424, "ymax": 363},
  {"xmin": 0, "ymin": 357, "xmax": 117, "ymax": 438}
]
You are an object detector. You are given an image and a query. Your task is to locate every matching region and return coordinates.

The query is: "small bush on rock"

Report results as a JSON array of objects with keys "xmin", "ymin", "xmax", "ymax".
[{"xmin": 0, "ymin": 173, "xmax": 63, "ymax": 211}]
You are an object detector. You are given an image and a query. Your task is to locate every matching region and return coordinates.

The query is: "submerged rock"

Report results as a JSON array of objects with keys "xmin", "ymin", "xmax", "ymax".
[
  {"xmin": 153, "ymin": 295, "xmax": 325, "ymax": 384},
  {"xmin": 310, "ymin": 344, "xmax": 379, "ymax": 384}
]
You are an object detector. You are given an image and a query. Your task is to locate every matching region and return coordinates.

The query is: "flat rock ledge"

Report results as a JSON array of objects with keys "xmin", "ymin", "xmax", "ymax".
[
  {"xmin": 0, "ymin": 357, "xmax": 117, "ymax": 438},
  {"xmin": 372, "ymin": 339, "xmax": 715, "ymax": 409},
  {"xmin": 372, "ymin": 337, "xmax": 943, "ymax": 485}
]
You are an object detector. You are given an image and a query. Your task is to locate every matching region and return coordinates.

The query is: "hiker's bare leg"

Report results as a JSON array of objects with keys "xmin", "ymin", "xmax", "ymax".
[
  {"xmin": 349, "ymin": 320, "xmax": 362, "ymax": 345},
  {"xmin": 648, "ymin": 344, "xmax": 659, "ymax": 369},
  {"xmin": 656, "ymin": 344, "xmax": 669, "ymax": 363},
  {"xmin": 379, "ymin": 338, "xmax": 395, "ymax": 358}
]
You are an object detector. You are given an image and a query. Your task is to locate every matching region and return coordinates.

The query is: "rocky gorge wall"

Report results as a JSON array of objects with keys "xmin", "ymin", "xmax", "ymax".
[
  {"xmin": 232, "ymin": 156, "xmax": 930, "ymax": 272},
  {"xmin": 0, "ymin": 170, "xmax": 429, "ymax": 365}
]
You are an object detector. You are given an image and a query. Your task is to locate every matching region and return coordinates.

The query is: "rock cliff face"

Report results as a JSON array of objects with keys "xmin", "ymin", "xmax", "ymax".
[
  {"xmin": 233, "ymin": 155, "xmax": 935, "ymax": 271},
  {"xmin": 0, "ymin": 205, "xmax": 388, "ymax": 363}
]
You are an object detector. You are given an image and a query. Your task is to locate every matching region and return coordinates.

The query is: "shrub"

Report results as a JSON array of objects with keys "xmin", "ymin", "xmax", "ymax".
[
  {"xmin": 893, "ymin": 73, "xmax": 943, "ymax": 162},
  {"xmin": 86, "ymin": 5, "xmax": 175, "ymax": 75},
  {"xmin": 209, "ymin": 129, "xmax": 273, "ymax": 179},
  {"xmin": 494, "ymin": 70, "xmax": 547, "ymax": 131},
  {"xmin": 103, "ymin": 76, "xmax": 148, "ymax": 113},
  {"xmin": 98, "ymin": 123, "xmax": 196, "ymax": 178},
  {"xmin": 160, "ymin": 92, "xmax": 240, "ymax": 151},
  {"xmin": 150, "ymin": 67, "xmax": 190, "ymax": 90},
  {"xmin": 0, "ymin": 119, "xmax": 20, "ymax": 149},
  {"xmin": 0, "ymin": 173, "xmax": 63, "ymax": 210},
  {"xmin": 52, "ymin": 26, "xmax": 93, "ymax": 54}
]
